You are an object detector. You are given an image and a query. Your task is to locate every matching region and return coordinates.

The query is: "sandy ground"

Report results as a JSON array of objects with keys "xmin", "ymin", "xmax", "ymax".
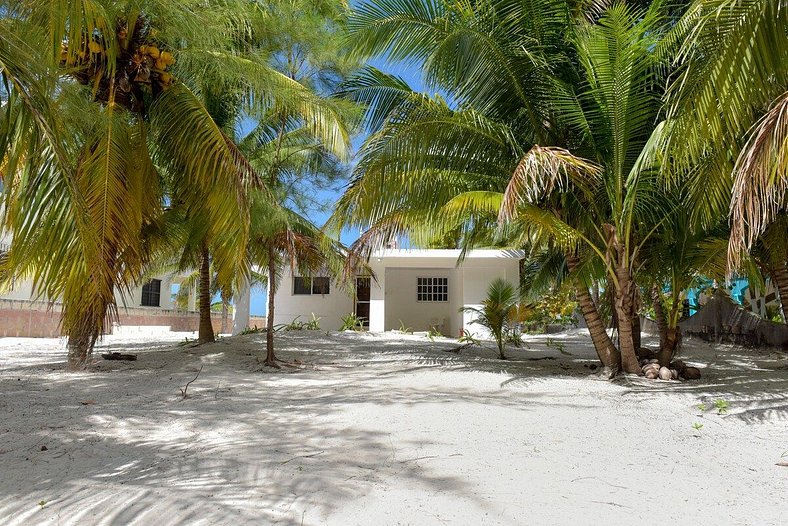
[{"xmin": 0, "ymin": 328, "xmax": 786, "ymax": 525}]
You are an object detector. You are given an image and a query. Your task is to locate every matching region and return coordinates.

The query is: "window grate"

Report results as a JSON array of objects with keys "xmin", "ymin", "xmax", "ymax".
[
  {"xmin": 417, "ymin": 277, "xmax": 448, "ymax": 302},
  {"xmin": 141, "ymin": 279, "xmax": 161, "ymax": 307}
]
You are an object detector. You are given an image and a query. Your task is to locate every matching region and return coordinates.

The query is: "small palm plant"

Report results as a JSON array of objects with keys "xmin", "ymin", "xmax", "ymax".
[{"xmin": 461, "ymin": 278, "xmax": 522, "ymax": 360}]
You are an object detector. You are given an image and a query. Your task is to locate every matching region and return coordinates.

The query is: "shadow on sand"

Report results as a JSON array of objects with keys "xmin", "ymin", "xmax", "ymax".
[{"xmin": 0, "ymin": 329, "xmax": 785, "ymax": 524}]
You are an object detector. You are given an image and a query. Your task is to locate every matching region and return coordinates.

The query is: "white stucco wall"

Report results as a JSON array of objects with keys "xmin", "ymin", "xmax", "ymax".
[
  {"xmin": 367, "ymin": 249, "xmax": 523, "ymax": 337},
  {"xmin": 459, "ymin": 260, "xmax": 521, "ymax": 339},
  {"xmin": 124, "ymin": 276, "xmax": 178, "ymax": 310},
  {"xmin": 0, "ymin": 274, "xmax": 180, "ymax": 310},
  {"xmin": 0, "ymin": 276, "xmax": 37, "ymax": 302},
  {"xmin": 268, "ymin": 250, "xmax": 522, "ymax": 336},
  {"xmin": 272, "ymin": 267, "xmax": 354, "ymax": 331},
  {"xmin": 382, "ymin": 267, "xmax": 463, "ymax": 336}
]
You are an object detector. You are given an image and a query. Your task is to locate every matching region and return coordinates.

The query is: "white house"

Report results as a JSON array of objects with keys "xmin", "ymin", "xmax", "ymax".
[
  {"xmin": 272, "ymin": 248, "xmax": 524, "ymax": 336},
  {"xmin": 0, "ymin": 229, "xmax": 206, "ymax": 337}
]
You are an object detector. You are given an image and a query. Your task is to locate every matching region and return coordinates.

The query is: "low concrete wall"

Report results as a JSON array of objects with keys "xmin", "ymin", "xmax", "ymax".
[
  {"xmin": 248, "ymin": 316, "xmax": 267, "ymax": 330},
  {"xmin": 0, "ymin": 299, "xmax": 62, "ymax": 337},
  {"xmin": 0, "ymin": 299, "xmax": 226, "ymax": 338}
]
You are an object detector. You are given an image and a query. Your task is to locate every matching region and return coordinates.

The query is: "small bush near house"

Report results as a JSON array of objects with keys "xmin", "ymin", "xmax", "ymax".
[
  {"xmin": 520, "ymin": 289, "xmax": 578, "ymax": 333},
  {"xmin": 340, "ymin": 313, "xmax": 365, "ymax": 332},
  {"xmin": 240, "ymin": 325, "xmax": 263, "ymax": 335},
  {"xmin": 461, "ymin": 278, "xmax": 525, "ymax": 360}
]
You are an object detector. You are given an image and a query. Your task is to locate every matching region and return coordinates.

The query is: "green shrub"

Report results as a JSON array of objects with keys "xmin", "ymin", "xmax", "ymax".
[
  {"xmin": 460, "ymin": 278, "xmax": 524, "ymax": 359},
  {"xmin": 340, "ymin": 313, "xmax": 365, "ymax": 331}
]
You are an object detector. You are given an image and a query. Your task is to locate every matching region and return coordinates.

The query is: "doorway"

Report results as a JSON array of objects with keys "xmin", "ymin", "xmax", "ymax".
[{"xmin": 355, "ymin": 277, "xmax": 371, "ymax": 327}]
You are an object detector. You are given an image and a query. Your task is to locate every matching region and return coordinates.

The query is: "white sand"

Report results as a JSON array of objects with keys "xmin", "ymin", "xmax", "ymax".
[{"xmin": 0, "ymin": 329, "xmax": 786, "ymax": 525}]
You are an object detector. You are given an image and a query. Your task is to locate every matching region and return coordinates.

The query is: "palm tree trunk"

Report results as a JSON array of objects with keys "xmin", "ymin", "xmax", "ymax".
[
  {"xmin": 495, "ymin": 331, "xmax": 506, "ymax": 360},
  {"xmin": 630, "ymin": 283, "xmax": 642, "ymax": 351},
  {"xmin": 614, "ymin": 263, "xmax": 641, "ymax": 374},
  {"xmin": 567, "ymin": 255, "xmax": 621, "ymax": 373},
  {"xmin": 198, "ymin": 243, "xmax": 215, "ymax": 344},
  {"xmin": 64, "ymin": 279, "xmax": 112, "ymax": 370},
  {"xmin": 652, "ymin": 286, "xmax": 679, "ymax": 366},
  {"xmin": 606, "ymin": 277, "xmax": 616, "ymax": 329},
  {"xmin": 771, "ymin": 262, "xmax": 788, "ymax": 323},
  {"xmin": 264, "ymin": 244, "xmax": 277, "ymax": 366},
  {"xmin": 66, "ymin": 320, "xmax": 101, "ymax": 371},
  {"xmin": 652, "ymin": 286, "xmax": 669, "ymax": 353}
]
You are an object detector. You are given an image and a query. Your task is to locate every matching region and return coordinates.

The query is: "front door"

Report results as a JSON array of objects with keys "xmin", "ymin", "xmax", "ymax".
[{"xmin": 355, "ymin": 277, "xmax": 371, "ymax": 327}]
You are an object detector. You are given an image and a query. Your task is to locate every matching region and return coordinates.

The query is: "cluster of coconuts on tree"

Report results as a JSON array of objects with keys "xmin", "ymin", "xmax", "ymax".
[
  {"xmin": 59, "ymin": 15, "xmax": 175, "ymax": 111},
  {"xmin": 637, "ymin": 348, "xmax": 701, "ymax": 381}
]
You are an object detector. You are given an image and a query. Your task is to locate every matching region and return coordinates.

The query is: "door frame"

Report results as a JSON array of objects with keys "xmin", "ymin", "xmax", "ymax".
[{"xmin": 354, "ymin": 276, "xmax": 371, "ymax": 327}]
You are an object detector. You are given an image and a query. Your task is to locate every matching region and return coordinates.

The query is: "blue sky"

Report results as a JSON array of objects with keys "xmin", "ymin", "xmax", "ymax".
[{"xmin": 247, "ymin": 58, "xmax": 427, "ymax": 315}]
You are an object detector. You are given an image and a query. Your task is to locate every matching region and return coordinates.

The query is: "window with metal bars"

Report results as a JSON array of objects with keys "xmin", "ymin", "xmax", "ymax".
[
  {"xmin": 417, "ymin": 277, "xmax": 448, "ymax": 302},
  {"xmin": 141, "ymin": 279, "xmax": 162, "ymax": 307}
]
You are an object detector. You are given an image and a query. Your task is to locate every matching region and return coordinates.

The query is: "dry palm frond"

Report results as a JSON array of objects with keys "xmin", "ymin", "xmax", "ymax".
[
  {"xmin": 499, "ymin": 145, "xmax": 601, "ymax": 222},
  {"xmin": 729, "ymin": 91, "xmax": 788, "ymax": 267}
]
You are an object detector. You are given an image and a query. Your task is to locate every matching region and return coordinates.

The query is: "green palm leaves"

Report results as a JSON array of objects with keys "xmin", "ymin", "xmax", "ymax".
[
  {"xmin": 338, "ymin": 0, "xmax": 788, "ymax": 371},
  {"xmin": 1, "ymin": 1, "xmax": 355, "ymax": 368},
  {"xmin": 461, "ymin": 278, "xmax": 522, "ymax": 359},
  {"xmin": 665, "ymin": 0, "xmax": 788, "ymax": 262}
]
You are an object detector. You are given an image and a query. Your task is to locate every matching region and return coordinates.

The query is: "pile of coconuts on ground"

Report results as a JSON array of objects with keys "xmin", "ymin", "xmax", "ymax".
[{"xmin": 636, "ymin": 348, "xmax": 701, "ymax": 381}]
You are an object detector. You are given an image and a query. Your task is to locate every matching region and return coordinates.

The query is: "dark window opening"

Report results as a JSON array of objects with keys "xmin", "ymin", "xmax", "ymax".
[
  {"xmin": 356, "ymin": 277, "xmax": 371, "ymax": 301},
  {"xmin": 141, "ymin": 279, "xmax": 162, "ymax": 307},
  {"xmin": 293, "ymin": 276, "xmax": 312, "ymax": 295},
  {"xmin": 312, "ymin": 277, "xmax": 330, "ymax": 295},
  {"xmin": 294, "ymin": 276, "xmax": 331, "ymax": 295}
]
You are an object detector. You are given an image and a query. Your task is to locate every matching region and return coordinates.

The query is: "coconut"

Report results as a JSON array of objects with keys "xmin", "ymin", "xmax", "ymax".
[
  {"xmin": 670, "ymin": 359, "xmax": 687, "ymax": 372},
  {"xmin": 658, "ymin": 367, "xmax": 672, "ymax": 380},
  {"xmin": 642, "ymin": 366, "xmax": 657, "ymax": 376},
  {"xmin": 670, "ymin": 369, "xmax": 679, "ymax": 380},
  {"xmin": 682, "ymin": 367, "xmax": 701, "ymax": 380},
  {"xmin": 148, "ymin": 46, "xmax": 161, "ymax": 59},
  {"xmin": 645, "ymin": 369, "xmax": 659, "ymax": 379}
]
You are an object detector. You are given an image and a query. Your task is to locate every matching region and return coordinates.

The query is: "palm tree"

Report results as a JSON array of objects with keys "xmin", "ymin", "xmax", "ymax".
[
  {"xmin": 662, "ymin": 0, "xmax": 788, "ymax": 268},
  {"xmin": 461, "ymin": 278, "xmax": 522, "ymax": 360},
  {"xmin": 1, "ymin": 2, "xmax": 247, "ymax": 368},
  {"xmin": 230, "ymin": 0, "xmax": 357, "ymax": 366},
  {"xmin": 0, "ymin": 1, "xmax": 345, "ymax": 369},
  {"xmin": 334, "ymin": 0, "xmax": 675, "ymax": 374},
  {"xmin": 160, "ymin": 260, "xmax": 266, "ymax": 335},
  {"xmin": 245, "ymin": 194, "xmax": 351, "ymax": 366}
]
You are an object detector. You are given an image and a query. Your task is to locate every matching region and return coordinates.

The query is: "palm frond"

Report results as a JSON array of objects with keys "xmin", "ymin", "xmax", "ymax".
[
  {"xmin": 499, "ymin": 145, "xmax": 601, "ymax": 221},
  {"xmin": 729, "ymin": 91, "xmax": 788, "ymax": 265}
]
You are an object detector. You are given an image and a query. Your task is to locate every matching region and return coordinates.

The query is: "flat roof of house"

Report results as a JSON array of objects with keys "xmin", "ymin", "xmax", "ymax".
[{"xmin": 371, "ymin": 248, "xmax": 525, "ymax": 259}]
